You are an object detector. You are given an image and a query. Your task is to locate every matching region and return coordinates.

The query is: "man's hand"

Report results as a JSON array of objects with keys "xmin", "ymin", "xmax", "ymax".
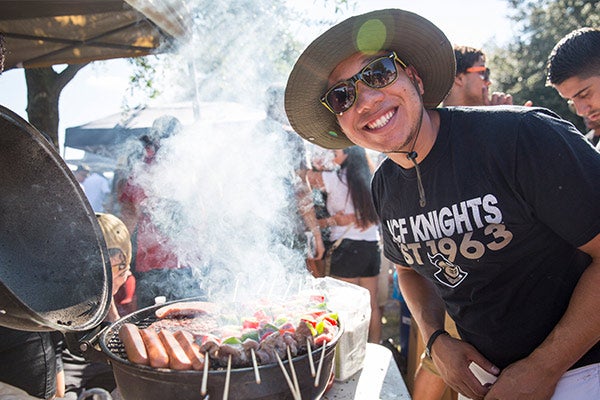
[
  {"xmin": 431, "ymin": 334, "xmax": 499, "ymax": 400},
  {"xmin": 483, "ymin": 87, "xmax": 533, "ymax": 106},
  {"xmin": 312, "ymin": 232, "xmax": 325, "ymax": 260},
  {"xmin": 483, "ymin": 87, "xmax": 512, "ymax": 106},
  {"xmin": 483, "ymin": 356, "xmax": 561, "ymax": 400}
]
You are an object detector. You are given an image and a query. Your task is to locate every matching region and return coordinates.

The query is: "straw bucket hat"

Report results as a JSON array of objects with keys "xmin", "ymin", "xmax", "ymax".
[
  {"xmin": 285, "ymin": 9, "xmax": 456, "ymax": 149},
  {"xmin": 96, "ymin": 213, "xmax": 132, "ymax": 266}
]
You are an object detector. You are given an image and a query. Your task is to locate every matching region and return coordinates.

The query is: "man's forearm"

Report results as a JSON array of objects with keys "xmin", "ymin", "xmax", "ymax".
[
  {"xmin": 396, "ymin": 264, "xmax": 447, "ymax": 342},
  {"xmin": 528, "ymin": 258, "xmax": 600, "ymax": 374}
]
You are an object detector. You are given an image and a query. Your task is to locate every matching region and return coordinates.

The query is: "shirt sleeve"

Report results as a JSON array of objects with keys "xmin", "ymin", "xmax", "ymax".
[{"xmin": 514, "ymin": 109, "xmax": 600, "ymax": 247}]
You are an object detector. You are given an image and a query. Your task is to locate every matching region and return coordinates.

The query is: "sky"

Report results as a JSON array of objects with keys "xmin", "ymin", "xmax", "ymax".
[{"xmin": 0, "ymin": 0, "xmax": 514, "ymax": 159}]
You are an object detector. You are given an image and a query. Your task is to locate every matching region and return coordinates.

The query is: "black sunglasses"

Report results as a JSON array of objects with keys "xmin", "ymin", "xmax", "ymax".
[{"xmin": 320, "ymin": 52, "xmax": 407, "ymax": 115}]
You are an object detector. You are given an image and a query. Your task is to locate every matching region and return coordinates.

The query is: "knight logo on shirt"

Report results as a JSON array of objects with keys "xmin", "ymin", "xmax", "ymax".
[{"xmin": 428, "ymin": 253, "xmax": 468, "ymax": 288}]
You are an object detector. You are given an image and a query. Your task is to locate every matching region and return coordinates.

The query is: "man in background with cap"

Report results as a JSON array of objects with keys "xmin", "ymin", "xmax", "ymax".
[{"xmin": 285, "ymin": 8, "xmax": 600, "ymax": 400}]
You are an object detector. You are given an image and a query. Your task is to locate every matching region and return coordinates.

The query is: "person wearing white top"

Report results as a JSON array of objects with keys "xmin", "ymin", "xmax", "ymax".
[
  {"xmin": 83, "ymin": 171, "xmax": 110, "ymax": 212},
  {"xmin": 307, "ymin": 146, "xmax": 382, "ymax": 343}
]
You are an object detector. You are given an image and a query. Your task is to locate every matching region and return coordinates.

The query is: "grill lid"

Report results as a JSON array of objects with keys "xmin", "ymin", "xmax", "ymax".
[{"xmin": 0, "ymin": 105, "xmax": 111, "ymax": 332}]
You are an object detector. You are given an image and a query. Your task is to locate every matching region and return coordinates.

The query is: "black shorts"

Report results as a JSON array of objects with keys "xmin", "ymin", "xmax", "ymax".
[{"xmin": 328, "ymin": 239, "xmax": 381, "ymax": 278}]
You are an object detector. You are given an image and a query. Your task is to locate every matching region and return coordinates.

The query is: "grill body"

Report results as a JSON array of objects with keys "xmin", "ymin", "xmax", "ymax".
[{"xmin": 99, "ymin": 301, "xmax": 341, "ymax": 400}]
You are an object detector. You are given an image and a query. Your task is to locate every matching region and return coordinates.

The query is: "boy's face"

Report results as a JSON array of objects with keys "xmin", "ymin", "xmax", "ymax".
[
  {"xmin": 110, "ymin": 250, "xmax": 131, "ymax": 295},
  {"xmin": 327, "ymin": 52, "xmax": 424, "ymax": 154}
]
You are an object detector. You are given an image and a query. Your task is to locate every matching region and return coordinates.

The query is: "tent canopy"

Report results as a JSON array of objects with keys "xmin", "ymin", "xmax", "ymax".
[
  {"xmin": 64, "ymin": 102, "xmax": 196, "ymax": 157},
  {"xmin": 64, "ymin": 102, "xmax": 266, "ymax": 158},
  {"xmin": 0, "ymin": 0, "xmax": 189, "ymax": 70}
]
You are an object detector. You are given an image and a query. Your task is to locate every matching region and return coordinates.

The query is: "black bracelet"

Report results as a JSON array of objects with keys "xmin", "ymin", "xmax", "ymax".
[{"xmin": 425, "ymin": 329, "xmax": 449, "ymax": 358}]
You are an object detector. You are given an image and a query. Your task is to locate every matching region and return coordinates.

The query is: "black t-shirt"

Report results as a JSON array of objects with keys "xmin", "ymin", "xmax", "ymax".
[{"xmin": 372, "ymin": 106, "xmax": 600, "ymax": 369}]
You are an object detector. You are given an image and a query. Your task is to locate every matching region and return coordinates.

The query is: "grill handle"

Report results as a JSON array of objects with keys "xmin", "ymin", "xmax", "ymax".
[{"xmin": 69, "ymin": 321, "xmax": 112, "ymax": 363}]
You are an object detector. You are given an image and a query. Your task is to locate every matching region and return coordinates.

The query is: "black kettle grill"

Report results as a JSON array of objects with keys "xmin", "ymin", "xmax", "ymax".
[
  {"xmin": 0, "ymin": 105, "xmax": 111, "ymax": 332},
  {"xmin": 0, "ymin": 105, "xmax": 342, "ymax": 399}
]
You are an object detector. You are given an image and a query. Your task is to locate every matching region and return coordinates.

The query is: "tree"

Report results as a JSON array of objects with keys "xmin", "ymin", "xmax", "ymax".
[
  {"xmin": 488, "ymin": 0, "xmax": 598, "ymax": 131},
  {"xmin": 24, "ymin": 64, "xmax": 87, "ymax": 148}
]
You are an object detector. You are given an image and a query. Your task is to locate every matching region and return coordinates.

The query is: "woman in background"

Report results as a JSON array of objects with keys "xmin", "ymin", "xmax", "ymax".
[{"xmin": 307, "ymin": 146, "xmax": 382, "ymax": 343}]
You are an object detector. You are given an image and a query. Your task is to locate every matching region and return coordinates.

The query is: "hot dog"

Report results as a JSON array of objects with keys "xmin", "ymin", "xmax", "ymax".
[
  {"xmin": 173, "ymin": 330, "xmax": 205, "ymax": 370},
  {"xmin": 139, "ymin": 328, "xmax": 170, "ymax": 368},
  {"xmin": 155, "ymin": 301, "xmax": 218, "ymax": 319},
  {"xmin": 118, "ymin": 323, "xmax": 149, "ymax": 366},
  {"xmin": 158, "ymin": 329, "xmax": 193, "ymax": 370}
]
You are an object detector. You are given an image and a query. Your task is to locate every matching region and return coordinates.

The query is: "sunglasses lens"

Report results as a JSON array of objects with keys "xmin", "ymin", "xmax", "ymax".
[
  {"xmin": 362, "ymin": 57, "xmax": 397, "ymax": 88},
  {"xmin": 483, "ymin": 68, "xmax": 490, "ymax": 81},
  {"xmin": 326, "ymin": 82, "xmax": 356, "ymax": 114}
]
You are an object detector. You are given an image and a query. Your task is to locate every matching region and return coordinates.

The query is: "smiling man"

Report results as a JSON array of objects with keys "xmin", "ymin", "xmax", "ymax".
[
  {"xmin": 285, "ymin": 9, "xmax": 600, "ymax": 400},
  {"xmin": 547, "ymin": 27, "xmax": 600, "ymax": 139}
]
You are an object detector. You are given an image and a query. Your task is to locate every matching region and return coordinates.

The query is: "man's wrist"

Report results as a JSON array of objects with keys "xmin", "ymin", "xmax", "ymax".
[{"xmin": 426, "ymin": 329, "xmax": 449, "ymax": 358}]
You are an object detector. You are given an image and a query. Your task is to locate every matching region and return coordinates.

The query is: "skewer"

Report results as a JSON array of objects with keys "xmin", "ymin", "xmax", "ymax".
[
  {"xmin": 307, "ymin": 338, "xmax": 316, "ymax": 377},
  {"xmin": 223, "ymin": 354, "xmax": 232, "ymax": 400},
  {"xmin": 266, "ymin": 278, "xmax": 276, "ymax": 299},
  {"xmin": 256, "ymin": 280, "xmax": 266, "ymax": 297},
  {"xmin": 283, "ymin": 279, "xmax": 293, "ymax": 299},
  {"xmin": 275, "ymin": 352, "xmax": 301, "ymax": 400},
  {"xmin": 287, "ymin": 346, "xmax": 300, "ymax": 398},
  {"xmin": 231, "ymin": 278, "xmax": 240, "ymax": 303},
  {"xmin": 314, "ymin": 341, "xmax": 327, "ymax": 388},
  {"xmin": 201, "ymin": 352, "xmax": 209, "ymax": 396},
  {"xmin": 250, "ymin": 348, "xmax": 261, "ymax": 384}
]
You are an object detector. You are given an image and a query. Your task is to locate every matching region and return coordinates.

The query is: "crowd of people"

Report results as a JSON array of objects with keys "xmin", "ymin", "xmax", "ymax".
[{"xmin": 1, "ymin": 7, "xmax": 598, "ymax": 400}]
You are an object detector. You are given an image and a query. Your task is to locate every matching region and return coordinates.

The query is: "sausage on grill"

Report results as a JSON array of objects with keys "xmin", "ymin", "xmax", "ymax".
[
  {"xmin": 155, "ymin": 301, "xmax": 218, "ymax": 319},
  {"xmin": 118, "ymin": 323, "xmax": 149, "ymax": 366},
  {"xmin": 158, "ymin": 329, "xmax": 193, "ymax": 370},
  {"xmin": 140, "ymin": 328, "xmax": 170, "ymax": 368},
  {"xmin": 174, "ymin": 330, "xmax": 205, "ymax": 370}
]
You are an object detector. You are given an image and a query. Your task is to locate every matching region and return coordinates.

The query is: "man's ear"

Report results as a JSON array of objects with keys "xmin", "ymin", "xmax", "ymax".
[
  {"xmin": 405, "ymin": 65, "xmax": 425, "ymax": 96},
  {"xmin": 452, "ymin": 73, "xmax": 466, "ymax": 88}
]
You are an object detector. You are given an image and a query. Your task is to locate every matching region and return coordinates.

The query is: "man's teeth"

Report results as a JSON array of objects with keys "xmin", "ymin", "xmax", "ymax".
[{"xmin": 367, "ymin": 110, "xmax": 394, "ymax": 129}]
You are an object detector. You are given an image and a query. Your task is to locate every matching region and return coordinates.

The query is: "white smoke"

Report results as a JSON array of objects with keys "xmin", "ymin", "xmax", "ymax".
[{"xmin": 119, "ymin": 0, "xmax": 345, "ymax": 302}]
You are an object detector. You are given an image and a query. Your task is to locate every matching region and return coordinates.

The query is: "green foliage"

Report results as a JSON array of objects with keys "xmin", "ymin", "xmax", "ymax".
[
  {"xmin": 489, "ymin": 0, "xmax": 598, "ymax": 131},
  {"xmin": 125, "ymin": 56, "xmax": 160, "ymax": 110}
]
